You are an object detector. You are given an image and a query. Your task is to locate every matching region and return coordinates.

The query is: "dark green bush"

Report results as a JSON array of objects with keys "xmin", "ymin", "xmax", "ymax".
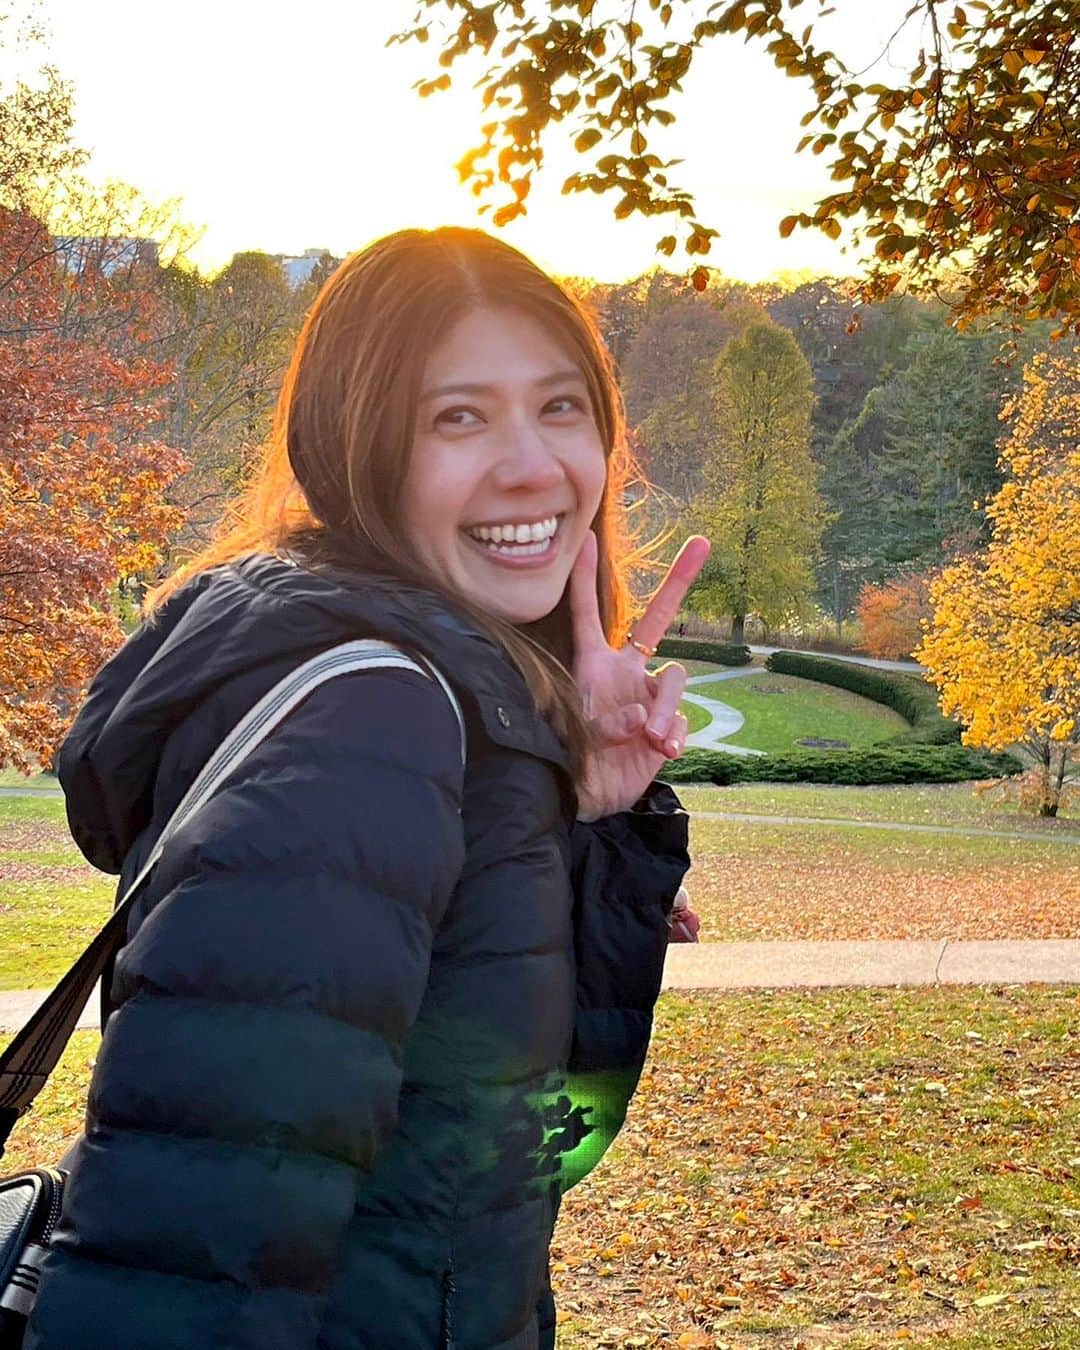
[
  {"xmin": 656, "ymin": 637, "xmax": 752, "ymax": 667},
  {"xmin": 764, "ymin": 651, "xmax": 959, "ymax": 744},
  {"xmin": 659, "ymin": 744, "xmax": 1021, "ymax": 786}
]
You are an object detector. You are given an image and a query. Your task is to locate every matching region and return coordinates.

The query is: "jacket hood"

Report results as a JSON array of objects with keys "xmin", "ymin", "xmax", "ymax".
[{"xmin": 58, "ymin": 553, "xmax": 570, "ymax": 872}]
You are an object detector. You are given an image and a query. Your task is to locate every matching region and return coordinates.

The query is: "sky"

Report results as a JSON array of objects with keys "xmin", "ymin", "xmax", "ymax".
[{"xmin": 8, "ymin": 0, "xmax": 926, "ymax": 283}]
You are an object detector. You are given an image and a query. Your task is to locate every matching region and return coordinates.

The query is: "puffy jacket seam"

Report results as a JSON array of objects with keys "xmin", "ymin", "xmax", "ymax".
[
  {"xmin": 136, "ymin": 865, "xmax": 451, "ymax": 932},
  {"xmin": 45, "ymin": 1234, "xmax": 324, "ymax": 1299},
  {"xmin": 110, "ymin": 988, "xmax": 412, "ymax": 1053},
  {"xmin": 84, "ymin": 1117, "xmax": 367, "ymax": 1175},
  {"xmin": 434, "ymin": 944, "xmax": 566, "ymax": 975}
]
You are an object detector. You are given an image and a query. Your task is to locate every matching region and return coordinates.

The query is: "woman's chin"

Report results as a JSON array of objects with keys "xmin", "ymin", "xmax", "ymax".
[
  {"xmin": 455, "ymin": 568, "xmax": 566, "ymax": 626},
  {"xmin": 473, "ymin": 589, "xmax": 563, "ymax": 626}
]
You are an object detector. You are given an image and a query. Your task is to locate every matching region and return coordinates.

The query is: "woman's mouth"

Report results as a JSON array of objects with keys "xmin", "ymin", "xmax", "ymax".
[{"xmin": 462, "ymin": 514, "xmax": 562, "ymax": 565}]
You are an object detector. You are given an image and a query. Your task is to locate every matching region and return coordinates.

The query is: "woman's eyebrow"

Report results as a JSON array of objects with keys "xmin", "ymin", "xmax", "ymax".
[{"xmin": 419, "ymin": 369, "xmax": 587, "ymax": 403}]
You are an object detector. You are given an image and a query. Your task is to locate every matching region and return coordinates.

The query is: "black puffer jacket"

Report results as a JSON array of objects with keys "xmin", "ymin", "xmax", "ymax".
[{"xmin": 27, "ymin": 553, "xmax": 690, "ymax": 1350}]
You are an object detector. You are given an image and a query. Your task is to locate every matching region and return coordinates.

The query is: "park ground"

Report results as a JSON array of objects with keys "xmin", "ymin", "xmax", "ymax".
[{"xmin": 0, "ymin": 661, "xmax": 1077, "ymax": 1348}]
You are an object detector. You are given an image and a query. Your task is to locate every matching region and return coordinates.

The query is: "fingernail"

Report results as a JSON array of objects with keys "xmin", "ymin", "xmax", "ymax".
[
  {"xmin": 666, "ymin": 738, "xmax": 681, "ymax": 756},
  {"xmin": 647, "ymin": 720, "xmax": 663, "ymax": 737}
]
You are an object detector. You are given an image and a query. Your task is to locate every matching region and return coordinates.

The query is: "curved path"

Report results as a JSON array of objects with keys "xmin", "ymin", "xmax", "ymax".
[{"xmin": 681, "ymin": 667, "xmax": 763, "ymax": 755}]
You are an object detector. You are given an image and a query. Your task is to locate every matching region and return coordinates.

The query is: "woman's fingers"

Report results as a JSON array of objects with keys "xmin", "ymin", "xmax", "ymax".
[
  {"xmin": 630, "ymin": 535, "xmax": 711, "ymax": 655},
  {"xmin": 569, "ymin": 530, "xmax": 608, "ymax": 658},
  {"xmin": 591, "ymin": 702, "xmax": 648, "ymax": 746},
  {"xmin": 644, "ymin": 662, "xmax": 688, "ymax": 748},
  {"xmin": 663, "ymin": 712, "xmax": 688, "ymax": 759}
]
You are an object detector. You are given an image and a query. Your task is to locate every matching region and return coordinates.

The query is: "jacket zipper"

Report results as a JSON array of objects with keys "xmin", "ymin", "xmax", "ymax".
[
  {"xmin": 441, "ymin": 1258, "xmax": 456, "ymax": 1349},
  {"xmin": 38, "ymin": 1168, "xmax": 65, "ymax": 1246}
]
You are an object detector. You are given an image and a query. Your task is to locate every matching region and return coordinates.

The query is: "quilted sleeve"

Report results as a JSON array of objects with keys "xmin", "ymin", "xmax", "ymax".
[
  {"xmin": 27, "ymin": 668, "xmax": 465, "ymax": 1350},
  {"xmin": 556, "ymin": 780, "xmax": 689, "ymax": 1191}
]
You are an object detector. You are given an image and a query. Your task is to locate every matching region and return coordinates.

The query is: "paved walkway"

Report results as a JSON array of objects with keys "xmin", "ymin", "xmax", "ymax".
[
  {"xmin": 2, "ymin": 940, "xmax": 1077, "ymax": 1031},
  {"xmin": 682, "ymin": 667, "xmax": 763, "ymax": 755},
  {"xmin": 661, "ymin": 940, "xmax": 1080, "ymax": 990}
]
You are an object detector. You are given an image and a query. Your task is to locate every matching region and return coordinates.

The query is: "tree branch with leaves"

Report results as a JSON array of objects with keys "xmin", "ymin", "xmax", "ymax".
[{"xmin": 391, "ymin": 0, "xmax": 1080, "ymax": 330}]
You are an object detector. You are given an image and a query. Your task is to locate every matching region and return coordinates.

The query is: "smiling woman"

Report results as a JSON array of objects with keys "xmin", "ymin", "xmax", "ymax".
[
  {"xmin": 402, "ymin": 306, "xmax": 607, "ymax": 625},
  {"xmin": 20, "ymin": 226, "xmax": 708, "ymax": 1350}
]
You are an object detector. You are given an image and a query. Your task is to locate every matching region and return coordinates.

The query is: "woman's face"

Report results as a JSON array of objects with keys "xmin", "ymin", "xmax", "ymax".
[{"xmin": 402, "ymin": 305, "xmax": 608, "ymax": 624}]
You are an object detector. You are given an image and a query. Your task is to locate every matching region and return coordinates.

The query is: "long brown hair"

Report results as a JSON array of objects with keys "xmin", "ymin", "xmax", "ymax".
[{"xmin": 149, "ymin": 227, "xmax": 634, "ymax": 771}]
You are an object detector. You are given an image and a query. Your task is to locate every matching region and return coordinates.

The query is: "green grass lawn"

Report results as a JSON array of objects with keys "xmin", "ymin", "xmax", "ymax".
[
  {"xmin": 691, "ymin": 672, "xmax": 909, "ymax": 754},
  {"xmin": 650, "ymin": 658, "xmax": 734, "ymax": 678},
  {"xmin": 9, "ymin": 988, "xmax": 1075, "ymax": 1348},
  {"xmin": 687, "ymin": 815, "xmax": 1074, "ymax": 869},
  {"xmin": 0, "ymin": 796, "xmax": 114, "ymax": 988},
  {"xmin": 676, "ymin": 781, "xmax": 1080, "ymax": 834},
  {"xmin": 679, "ymin": 699, "xmax": 712, "ymax": 735},
  {"xmin": 0, "ymin": 795, "xmax": 68, "ymax": 825},
  {"xmin": 0, "ymin": 878, "xmax": 114, "ymax": 988},
  {"xmin": 0, "ymin": 769, "xmax": 61, "ymax": 790}
]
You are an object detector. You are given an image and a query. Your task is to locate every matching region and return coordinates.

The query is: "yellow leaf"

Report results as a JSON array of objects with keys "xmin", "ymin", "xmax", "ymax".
[{"xmin": 1002, "ymin": 50, "xmax": 1025, "ymax": 76}]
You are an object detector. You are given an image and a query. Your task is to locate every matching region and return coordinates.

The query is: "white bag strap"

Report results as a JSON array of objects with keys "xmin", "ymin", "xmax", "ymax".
[{"xmin": 0, "ymin": 639, "xmax": 464, "ymax": 1148}]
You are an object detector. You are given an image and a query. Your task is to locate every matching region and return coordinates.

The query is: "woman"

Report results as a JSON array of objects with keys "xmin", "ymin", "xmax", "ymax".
[{"xmin": 28, "ymin": 227, "xmax": 707, "ymax": 1349}]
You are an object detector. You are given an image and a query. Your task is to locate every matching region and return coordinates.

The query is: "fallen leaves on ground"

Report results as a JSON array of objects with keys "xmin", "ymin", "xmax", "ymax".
[
  {"xmin": 552, "ymin": 986, "xmax": 1080, "ymax": 1347},
  {"xmin": 688, "ymin": 847, "xmax": 1080, "ymax": 941}
]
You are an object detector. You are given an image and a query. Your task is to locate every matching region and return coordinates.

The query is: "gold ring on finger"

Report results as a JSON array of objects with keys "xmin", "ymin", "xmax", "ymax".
[{"xmin": 627, "ymin": 631, "xmax": 657, "ymax": 658}]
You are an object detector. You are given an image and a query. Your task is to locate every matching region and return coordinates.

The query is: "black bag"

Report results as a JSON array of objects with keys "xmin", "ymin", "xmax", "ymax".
[{"xmin": 0, "ymin": 640, "xmax": 464, "ymax": 1345}]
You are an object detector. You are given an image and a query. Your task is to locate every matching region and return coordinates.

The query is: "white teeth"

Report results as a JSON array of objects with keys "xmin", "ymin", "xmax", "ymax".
[{"xmin": 465, "ymin": 516, "xmax": 559, "ymax": 547}]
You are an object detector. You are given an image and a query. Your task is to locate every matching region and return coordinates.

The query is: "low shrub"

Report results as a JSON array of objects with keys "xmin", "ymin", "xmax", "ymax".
[
  {"xmin": 659, "ymin": 744, "xmax": 1022, "ymax": 786},
  {"xmin": 657, "ymin": 637, "xmax": 752, "ymax": 667},
  {"xmin": 764, "ymin": 651, "xmax": 959, "ymax": 744}
]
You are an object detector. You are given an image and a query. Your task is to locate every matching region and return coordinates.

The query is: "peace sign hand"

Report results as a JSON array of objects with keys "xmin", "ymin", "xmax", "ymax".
[{"xmin": 571, "ymin": 531, "xmax": 711, "ymax": 823}]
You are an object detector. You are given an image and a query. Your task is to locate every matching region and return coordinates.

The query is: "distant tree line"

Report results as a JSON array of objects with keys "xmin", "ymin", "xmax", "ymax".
[{"xmin": 573, "ymin": 268, "xmax": 1053, "ymax": 632}]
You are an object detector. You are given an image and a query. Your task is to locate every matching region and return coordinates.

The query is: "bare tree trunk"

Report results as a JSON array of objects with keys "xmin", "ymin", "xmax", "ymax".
[{"xmin": 1042, "ymin": 742, "xmax": 1069, "ymax": 817}]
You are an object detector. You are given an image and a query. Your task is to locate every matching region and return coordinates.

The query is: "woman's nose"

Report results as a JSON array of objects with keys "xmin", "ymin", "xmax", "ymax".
[{"xmin": 491, "ymin": 420, "xmax": 565, "ymax": 492}]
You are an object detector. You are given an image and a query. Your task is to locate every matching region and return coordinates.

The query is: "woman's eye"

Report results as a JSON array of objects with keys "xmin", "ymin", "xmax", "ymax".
[
  {"xmin": 434, "ymin": 406, "xmax": 482, "ymax": 428},
  {"xmin": 544, "ymin": 395, "xmax": 586, "ymax": 416}
]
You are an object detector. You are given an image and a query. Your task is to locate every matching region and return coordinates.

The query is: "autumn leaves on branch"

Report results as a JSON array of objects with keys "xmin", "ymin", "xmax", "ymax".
[
  {"xmin": 0, "ymin": 194, "xmax": 185, "ymax": 769},
  {"xmin": 394, "ymin": 0, "xmax": 1080, "ymax": 333}
]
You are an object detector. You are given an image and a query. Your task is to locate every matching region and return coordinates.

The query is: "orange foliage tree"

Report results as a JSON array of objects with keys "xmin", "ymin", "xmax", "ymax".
[
  {"xmin": 917, "ymin": 346, "xmax": 1079, "ymax": 815},
  {"xmin": 856, "ymin": 572, "xmax": 935, "ymax": 661},
  {"xmin": 0, "ymin": 203, "xmax": 186, "ymax": 769}
]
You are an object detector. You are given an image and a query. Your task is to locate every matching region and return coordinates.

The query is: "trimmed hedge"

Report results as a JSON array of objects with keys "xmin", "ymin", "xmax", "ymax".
[
  {"xmin": 764, "ymin": 651, "xmax": 960, "ymax": 745},
  {"xmin": 657, "ymin": 637, "xmax": 752, "ymax": 667},
  {"xmin": 659, "ymin": 745, "xmax": 1022, "ymax": 787}
]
